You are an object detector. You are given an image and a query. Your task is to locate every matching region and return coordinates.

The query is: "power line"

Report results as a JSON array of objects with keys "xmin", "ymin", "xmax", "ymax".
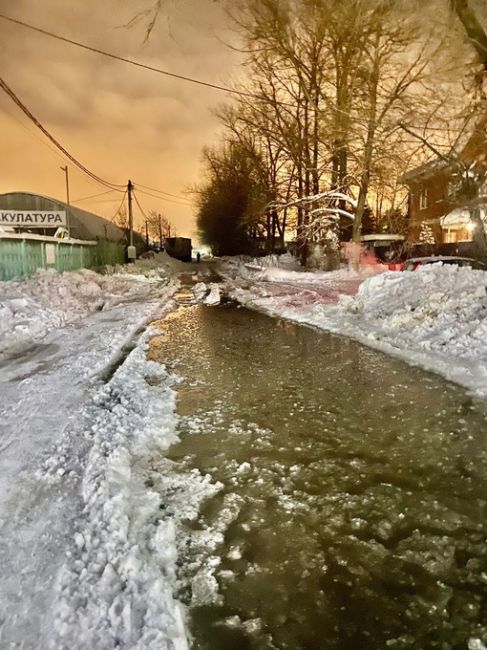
[
  {"xmin": 71, "ymin": 189, "xmax": 119, "ymax": 203},
  {"xmin": 136, "ymin": 187, "xmax": 192, "ymax": 207},
  {"xmin": 132, "ymin": 190, "xmax": 149, "ymax": 220},
  {"xmin": 0, "ymin": 13, "xmax": 267, "ymax": 104},
  {"xmin": 110, "ymin": 190, "xmax": 128, "ymax": 222},
  {"xmin": 0, "ymin": 94, "xmax": 72, "ymax": 164},
  {"xmin": 0, "ymin": 74, "xmax": 125, "ymax": 192},
  {"xmin": 133, "ymin": 181, "xmax": 190, "ymax": 202},
  {"xmin": 0, "ymin": 97, "xmax": 129, "ymax": 195}
]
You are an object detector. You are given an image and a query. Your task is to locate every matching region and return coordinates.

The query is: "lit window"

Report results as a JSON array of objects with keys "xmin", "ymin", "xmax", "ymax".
[{"xmin": 419, "ymin": 187, "xmax": 428, "ymax": 210}]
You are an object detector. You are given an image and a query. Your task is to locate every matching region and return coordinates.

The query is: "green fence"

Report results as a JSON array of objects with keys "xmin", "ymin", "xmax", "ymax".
[{"xmin": 0, "ymin": 235, "xmax": 126, "ymax": 281}]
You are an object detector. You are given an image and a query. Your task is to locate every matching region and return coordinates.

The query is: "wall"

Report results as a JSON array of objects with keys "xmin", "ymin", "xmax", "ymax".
[
  {"xmin": 408, "ymin": 169, "xmax": 455, "ymax": 242},
  {"xmin": 0, "ymin": 233, "xmax": 126, "ymax": 281}
]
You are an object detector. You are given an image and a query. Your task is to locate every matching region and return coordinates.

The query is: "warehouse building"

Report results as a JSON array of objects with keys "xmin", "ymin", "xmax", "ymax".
[
  {"xmin": 0, "ymin": 191, "xmax": 124, "ymax": 241},
  {"xmin": 0, "ymin": 191, "xmax": 127, "ymax": 280}
]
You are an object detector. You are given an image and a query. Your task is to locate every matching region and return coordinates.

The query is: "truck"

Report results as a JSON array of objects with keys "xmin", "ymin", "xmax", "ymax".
[{"xmin": 164, "ymin": 237, "xmax": 192, "ymax": 262}]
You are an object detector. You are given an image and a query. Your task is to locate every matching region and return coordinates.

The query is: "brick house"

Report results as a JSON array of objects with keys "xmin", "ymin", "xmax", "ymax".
[{"xmin": 400, "ymin": 116, "xmax": 487, "ymax": 245}]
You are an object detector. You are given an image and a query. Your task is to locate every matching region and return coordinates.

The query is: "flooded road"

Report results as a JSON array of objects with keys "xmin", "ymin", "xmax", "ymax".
[{"xmin": 149, "ymin": 304, "xmax": 487, "ymax": 650}]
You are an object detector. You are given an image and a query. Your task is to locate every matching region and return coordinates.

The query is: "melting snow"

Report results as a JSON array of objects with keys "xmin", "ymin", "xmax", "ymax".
[{"xmin": 224, "ymin": 261, "xmax": 487, "ymax": 396}]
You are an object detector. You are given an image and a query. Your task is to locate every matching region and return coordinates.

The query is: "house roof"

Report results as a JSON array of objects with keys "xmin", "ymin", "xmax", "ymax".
[
  {"xmin": 400, "ymin": 108, "xmax": 487, "ymax": 186},
  {"xmin": 398, "ymin": 157, "xmax": 449, "ymax": 185}
]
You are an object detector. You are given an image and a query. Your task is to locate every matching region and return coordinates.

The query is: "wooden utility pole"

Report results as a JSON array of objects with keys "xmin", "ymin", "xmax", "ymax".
[
  {"xmin": 60, "ymin": 165, "xmax": 71, "ymax": 238},
  {"xmin": 145, "ymin": 219, "xmax": 149, "ymax": 247},
  {"xmin": 158, "ymin": 213, "xmax": 163, "ymax": 249},
  {"xmin": 127, "ymin": 179, "xmax": 134, "ymax": 247}
]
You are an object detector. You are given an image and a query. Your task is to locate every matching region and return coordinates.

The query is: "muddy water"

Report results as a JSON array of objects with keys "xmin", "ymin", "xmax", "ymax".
[{"xmin": 149, "ymin": 305, "xmax": 487, "ymax": 650}]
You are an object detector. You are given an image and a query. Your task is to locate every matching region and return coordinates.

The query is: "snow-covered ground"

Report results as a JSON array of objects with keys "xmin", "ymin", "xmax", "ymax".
[
  {"xmin": 3, "ymin": 251, "xmax": 487, "ymax": 647},
  {"xmin": 50, "ymin": 329, "xmax": 189, "ymax": 650},
  {"xmin": 0, "ymin": 264, "xmax": 196, "ymax": 648},
  {"xmin": 221, "ymin": 257, "xmax": 487, "ymax": 397},
  {"xmin": 0, "ymin": 252, "xmax": 189, "ymax": 360}
]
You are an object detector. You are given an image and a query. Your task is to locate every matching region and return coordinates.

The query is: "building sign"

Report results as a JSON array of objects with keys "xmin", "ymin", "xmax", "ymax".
[{"xmin": 0, "ymin": 210, "xmax": 67, "ymax": 228}]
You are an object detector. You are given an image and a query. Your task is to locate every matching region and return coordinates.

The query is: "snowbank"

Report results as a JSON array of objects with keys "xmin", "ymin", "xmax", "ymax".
[
  {"xmin": 219, "ymin": 252, "xmax": 380, "ymax": 285},
  {"xmin": 115, "ymin": 250, "xmax": 189, "ymax": 276},
  {"xmin": 227, "ymin": 264, "xmax": 487, "ymax": 396},
  {"xmin": 0, "ymin": 268, "xmax": 173, "ymax": 358},
  {"xmin": 50, "ymin": 331, "xmax": 190, "ymax": 649},
  {"xmin": 220, "ymin": 253, "xmax": 301, "ymax": 279}
]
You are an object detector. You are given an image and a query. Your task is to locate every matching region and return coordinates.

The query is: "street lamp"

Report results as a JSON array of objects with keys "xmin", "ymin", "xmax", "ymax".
[{"xmin": 60, "ymin": 165, "xmax": 71, "ymax": 238}]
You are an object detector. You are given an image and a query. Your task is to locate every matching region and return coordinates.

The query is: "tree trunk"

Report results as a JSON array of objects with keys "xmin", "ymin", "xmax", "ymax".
[{"xmin": 470, "ymin": 206, "xmax": 487, "ymax": 260}]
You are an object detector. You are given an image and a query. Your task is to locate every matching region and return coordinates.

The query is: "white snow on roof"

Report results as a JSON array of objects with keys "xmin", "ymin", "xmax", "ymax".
[{"xmin": 440, "ymin": 208, "xmax": 472, "ymax": 227}]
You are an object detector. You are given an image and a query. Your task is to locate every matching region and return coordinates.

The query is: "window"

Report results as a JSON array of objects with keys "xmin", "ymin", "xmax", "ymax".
[{"xmin": 419, "ymin": 186, "xmax": 428, "ymax": 210}]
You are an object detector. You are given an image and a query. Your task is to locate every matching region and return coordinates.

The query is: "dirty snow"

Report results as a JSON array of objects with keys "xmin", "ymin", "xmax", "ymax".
[
  {"xmin": 0, "ymin": 267, "xmax": 171, "ymax": 359},
  {"xmin": 224, "ymin": 260, "xmax": 487, "ymax": 396},
  {"xmin": 0, "ymin": 264, "xmax": 195, "ymax": 648},
  {"xmin": 191, "ymin": 281, "xmax": 221, "ymax": 305},
  {"xmin": 50, "ymin": 331, "xmax": 190, "ymax": 650}
]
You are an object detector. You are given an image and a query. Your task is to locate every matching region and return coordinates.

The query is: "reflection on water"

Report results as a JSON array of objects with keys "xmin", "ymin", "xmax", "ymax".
[{"xmin": 149, "ymin": 305, "xmax": 487, "ymax": 650}]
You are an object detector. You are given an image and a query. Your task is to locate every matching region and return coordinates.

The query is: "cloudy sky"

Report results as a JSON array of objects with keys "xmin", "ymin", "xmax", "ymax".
[{"xmin": 0, "ymin": 0, "xmax": 242, "ymax": 240}]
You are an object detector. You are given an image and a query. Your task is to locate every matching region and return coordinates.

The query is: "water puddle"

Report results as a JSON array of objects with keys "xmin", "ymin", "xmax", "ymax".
[{"xmin": 149, "ymin": 305, "xmax": 487, "ymax": 650}]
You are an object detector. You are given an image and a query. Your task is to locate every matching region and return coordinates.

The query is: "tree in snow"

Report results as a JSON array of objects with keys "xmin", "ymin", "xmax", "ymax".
[
  {"xmin": 193, "ymin": 0, "xmax": 471, "ymax": 261},
  {"xmin": 273, "ymin": 190, "xmax": 356, "ymax": 269}
]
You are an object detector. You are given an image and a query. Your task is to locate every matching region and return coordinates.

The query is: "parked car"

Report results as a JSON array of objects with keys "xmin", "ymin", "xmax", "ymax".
[{"xmin": 402, "ymin": 256, "xmax": 485, "ymax": 272}]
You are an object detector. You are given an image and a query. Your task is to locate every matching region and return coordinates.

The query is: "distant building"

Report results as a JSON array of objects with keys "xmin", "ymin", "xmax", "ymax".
[{"xmin": 0, "ymin": 192, "xmax": 124, "ymax": 242}]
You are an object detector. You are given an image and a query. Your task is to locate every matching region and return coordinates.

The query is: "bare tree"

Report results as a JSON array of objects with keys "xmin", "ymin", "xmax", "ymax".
[{"xmin": 146, "ymin": 210, "xmax": 172, "ymax": 248}]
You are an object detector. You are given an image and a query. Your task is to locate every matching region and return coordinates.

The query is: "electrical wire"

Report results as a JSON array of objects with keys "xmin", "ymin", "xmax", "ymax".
[
  {"xmin": 71, "ymin": 189, "xmax": 119, "ymax": 203},
  {"xmin": 0, "ymin": 97, "xmax": 130, "ymax": 195},
  {"xmin": 0, "ymin": 74, "xmax": 125, "ymax": 192},
  {"xmin": 0, "ymin": 13, "xmax": 269, "ymax": 104},
  {"xmin": 135, "ymin": 187, "xmax": 193, "ymax": 207},
  {"xmin": 132, "ymin": 181, "xmax": 190, "ymax": 202},
  {"xmin": 132, "ymin": 190, "xmax": 149, "ymax": 220},
  {"xmin": 110, "ymin": 190, "xmax": 128, "ymax": 222}
]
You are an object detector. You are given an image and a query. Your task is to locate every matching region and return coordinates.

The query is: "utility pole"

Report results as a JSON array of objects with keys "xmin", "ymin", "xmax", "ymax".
[
  {"xmin": 127, "ymin": 179, "xmax": 136, "ymax": 261},
  {"xmin": 145, "ymin": 219, "xmax": 149, "ymax": 247},
  {"xmin": 127, "ymin": 179, "xmax": 134, "ymax": 247},
  {"xmin": 60, "ymin": 165, "xmax": 71, "ymax": 238},
  {"xmin": 158, "ymin": 213, "xmax": 163, "ymax": 249}
]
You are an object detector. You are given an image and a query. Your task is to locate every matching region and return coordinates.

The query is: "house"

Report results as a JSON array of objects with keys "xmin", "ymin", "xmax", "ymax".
[{"xmin": 399, "ymin": 114, "xmax": 487, "ymax": 245}]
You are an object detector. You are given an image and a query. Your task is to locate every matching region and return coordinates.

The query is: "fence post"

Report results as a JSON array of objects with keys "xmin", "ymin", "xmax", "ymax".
[{"xmin": 20, "ymin": 238, "xmax": 26, "ymax": 277}]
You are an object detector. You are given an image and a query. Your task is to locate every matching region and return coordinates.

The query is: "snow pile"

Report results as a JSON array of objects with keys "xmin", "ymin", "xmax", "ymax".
[
  {"xmin": 219, "ymin": 253, "xmax": 379, "ymax": 286},
  {"xmin": 220, "ymin": 253, "xmax": 301, "ymax": 280},
  {"xmin": 51, "ymin": 332, "xmax": 189, "ymax": 650},
  {"xmin": 247, "ymin": 252, "xmax": 301, "ymax": 270},
  {"xmin": 0, "ymin": 268, "xmax": 174, "ymax": 358},
  {"xmin": 339, "ymin": 265, "xmax": 487, "ymax": 360},
  {"xmin": 228, "ymin": 263, "xmax": 487, "ymax": 395},
  {"xmin": 115, "ymin": 250, "xmax": 189, "ymax": 276},
  {"xmin": 191, "ymin": 282, "xmax": 221, "ymax": 305},
  {"xmin": 258, "ymin": 266, "xmax": 366, "ymax": 284}
]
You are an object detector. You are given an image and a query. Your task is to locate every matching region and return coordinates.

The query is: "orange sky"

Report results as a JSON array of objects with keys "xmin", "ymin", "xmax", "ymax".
[{"xmin": 0, "ymin": 0, "xmax": 242, "ymax": 242}]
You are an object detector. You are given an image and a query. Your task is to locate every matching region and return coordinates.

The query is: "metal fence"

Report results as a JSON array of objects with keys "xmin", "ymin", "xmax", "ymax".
[{"xmin": 0, "ymin": 233, "xmax": 126, "ymax": 281}]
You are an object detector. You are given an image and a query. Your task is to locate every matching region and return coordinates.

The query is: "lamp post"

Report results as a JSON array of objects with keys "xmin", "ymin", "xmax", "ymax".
[{"xmin": 60, "ymin": 165, "xmax": 71, "ymax": 238}]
